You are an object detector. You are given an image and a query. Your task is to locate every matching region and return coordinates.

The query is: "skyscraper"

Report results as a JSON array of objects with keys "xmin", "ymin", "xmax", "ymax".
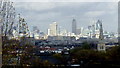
[
  {"xmin": 94, "ymin": 20, "xmax": 102, "ymax": 39},
  {"xmin": 49, "ymin": 22, "xmax": 58, "ymax": 36},
  {"xmin": 72, "ymin": 19, "xmax": 77, "ymax": 35}
]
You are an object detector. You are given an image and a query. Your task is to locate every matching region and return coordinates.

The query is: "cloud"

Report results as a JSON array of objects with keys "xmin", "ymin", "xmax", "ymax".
[
  {"xmin": 14, "ymin": 2, "xmax": 56, "ymax": 11},
  {"xmin": 84, "ymin": 11, "xmax": 106, "ymax": 17},
  {"xmin": 13, "ymin": 2, "xmax": 117, "ymax": 33}
]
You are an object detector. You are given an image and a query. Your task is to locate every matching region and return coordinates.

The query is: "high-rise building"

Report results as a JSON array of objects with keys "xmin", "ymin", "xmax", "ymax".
[
  {"xmin": 95, "ymin": 20, "xmax": 101, "ymax": 30},
  {"xmin": 49, "ymin": 22, "xmax": 58, "ymax": 36},
  {"xmin": 80, "ymin": 27, "xmax": 84, "ymax": 34},
  {"xmin": 48, "ymin": 29, "xmax": 50, "ymax": 36},
  {"xmin": 32, "ymin": 26, "xmax": 40, "ymax": 39},
  {"xmin": 72, "ymin": 19, "xmax": 77, "ymax": 35}
]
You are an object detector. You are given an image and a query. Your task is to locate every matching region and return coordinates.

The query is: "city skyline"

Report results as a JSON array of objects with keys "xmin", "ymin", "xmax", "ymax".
[
  {"xmin": 1, "ymin": 1, "xmax": 119, "ymax": 67},
  {"xmin": 14, "ymin": 2, "xmax": 118, "ymax": 34}
]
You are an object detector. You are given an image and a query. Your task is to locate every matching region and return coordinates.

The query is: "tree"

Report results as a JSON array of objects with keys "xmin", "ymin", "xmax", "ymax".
[
  {"xmin": 53, "ymin": 53, "xmax": 63, "ymax": 60},
  {"xmin": 81, "ymin": 42, "xmax": 91, "ymax": 49},
  {"xmin": 106, "ymin": 46, "xmax": 120, "ymax": 61}
]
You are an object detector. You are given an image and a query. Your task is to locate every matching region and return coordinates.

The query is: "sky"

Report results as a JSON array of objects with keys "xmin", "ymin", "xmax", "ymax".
[
  {"xmin": 11, "ymin": 0, "xmax": 119, "ymax": 2},
  {"xmin": 13, "ymin": 1, "xmax": 118, "ymax": 34}
]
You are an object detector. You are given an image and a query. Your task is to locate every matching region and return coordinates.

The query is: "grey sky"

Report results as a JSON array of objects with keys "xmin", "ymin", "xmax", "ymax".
[
  {"xmin": 14, "ymin": 2, "xmax": 118, "ymax": 33},
  {"xmin": 12, "ymin": 0, "xmax": 118, "ymax": 2}
]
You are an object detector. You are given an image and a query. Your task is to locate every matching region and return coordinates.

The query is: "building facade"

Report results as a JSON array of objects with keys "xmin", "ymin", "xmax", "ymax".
[{"xmin": 49, "ymin": 22, "xmax": 58, "ymax": 36}]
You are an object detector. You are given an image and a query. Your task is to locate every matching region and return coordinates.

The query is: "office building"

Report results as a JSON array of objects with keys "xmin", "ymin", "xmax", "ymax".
[
  {"xmin": 49, "ymin": 22, "xmax": 58, "ymax": 36},
  {"xmin": 72, "ymin": 19, "xmax": 77, "ymax": 35}
]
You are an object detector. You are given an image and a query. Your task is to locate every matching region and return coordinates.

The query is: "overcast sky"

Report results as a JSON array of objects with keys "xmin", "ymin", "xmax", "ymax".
[
  {"xmin": 13, "ymin": 2, "xmax": 118, "ymax": 33},
  {"xmin": 12, "ymin": 0, "xmax": 118, "ymax": 2}
]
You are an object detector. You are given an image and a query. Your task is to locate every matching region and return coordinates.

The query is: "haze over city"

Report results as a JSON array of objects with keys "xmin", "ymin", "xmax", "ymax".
[{"xmin": 14, "ymin": 2, "xmax": 118, "ymax": 33}]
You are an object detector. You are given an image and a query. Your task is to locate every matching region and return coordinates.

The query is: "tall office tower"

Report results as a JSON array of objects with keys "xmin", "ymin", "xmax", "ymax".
[
  {"xmin": 95, "ymin": 20, "xmax": 101, "ymax": 30},
  {"xmin": 80, "ymin": 27, "xmax": 84, "ymax": 35},
  {"xmin": 32, "ymin": 26, "xmax": 40, "ymax": 39},
  {"xmin": 47, "ymin": 29, "xmax": 50, "ymax": 36},
  {"xmin": 72, "ymin": 19, "xmax": 77, "ymax": 35},
  {"xmin": 95, "ymin": 20, "xmax": 102, "ymax": 38},
  {"xmin": 49, "ymin": 22, "xmax": 58, "ymax": 36}
]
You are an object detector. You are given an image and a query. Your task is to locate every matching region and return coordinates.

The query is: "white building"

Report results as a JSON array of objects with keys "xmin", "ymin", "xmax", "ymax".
[{"xmin": 48, "ymin": 22, "xmax": 58, "ymax": 36}]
